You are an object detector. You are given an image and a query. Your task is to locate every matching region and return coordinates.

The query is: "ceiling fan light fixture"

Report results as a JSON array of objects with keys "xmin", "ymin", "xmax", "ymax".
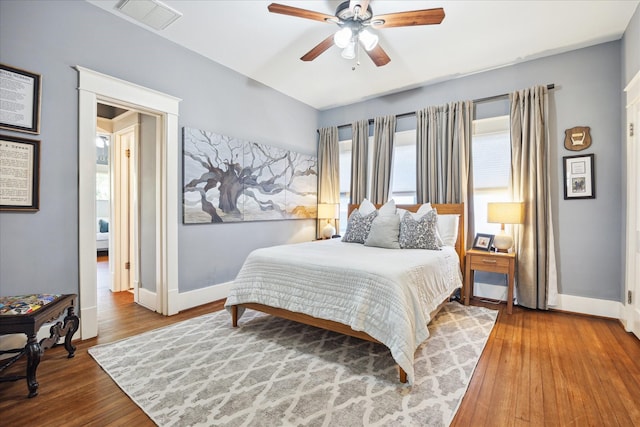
[
  {"xmin": 359, "ymin": 28, "xmax": 378, "ymax": 51},
  {"xmin": 334, "ymin": 27, "xmax": 352, "ymax": 49},
  {"xmin": 341, "ymin": 41, "xmax": 356, "ymax": 59}
]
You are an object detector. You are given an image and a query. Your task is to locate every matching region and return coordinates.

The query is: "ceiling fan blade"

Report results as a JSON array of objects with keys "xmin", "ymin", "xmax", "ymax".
[
  {"xmin": 364, "ymin": 44, "xmax": 391, "ymax": 67},
  {"xmin": 300, "ymin": 34, "xmax": 335, "ymax": 62},
  {"xmin": 268, "ymin": 3, "xmax": 335, "ymax": 23},
  {"xmin": 372, "ymin": 8, "xmax": 445, "ymax": 28}
]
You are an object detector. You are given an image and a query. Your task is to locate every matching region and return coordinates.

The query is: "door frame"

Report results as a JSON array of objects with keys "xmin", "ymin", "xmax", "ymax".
[
  {"xmin": 77, "ymin": 66, "xmax": 181, "ymax": 339},
  {"xmin": 624, "ymin": 69, "xmax": 640, "ymax": 338}
]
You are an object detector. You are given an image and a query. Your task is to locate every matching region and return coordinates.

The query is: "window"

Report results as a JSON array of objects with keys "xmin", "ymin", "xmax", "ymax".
[
  {"xmin": 96, "ymin": 133, "xmax": 110, "ymax": 201},
  {"xmin": 337, "ymin": 129, "xmax": 417, "ymax": 233},
  {"xmin": 338, "ymin": 139, "xmax": 352, "ymax": 234},
  {"xmin": 472, "ymin": 116, "xmax": 511, "ymax": 234},
  {"xmin": 390, "ymin": 130, "xmax": 417, "ymax": 204}
]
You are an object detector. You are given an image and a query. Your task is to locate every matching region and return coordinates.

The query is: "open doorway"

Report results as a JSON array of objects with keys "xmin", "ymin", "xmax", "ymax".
[
  {"xmin": 77, "ymin": 65, "xmax": 181, "ymax": 340},
  {"xmin": 95, "ymin": 103, "xmax": 161, "ymax": 317}
]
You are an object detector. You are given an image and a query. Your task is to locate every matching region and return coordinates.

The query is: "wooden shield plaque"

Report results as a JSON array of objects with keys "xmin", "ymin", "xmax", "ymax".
[{"xmin": 564, "ymin": 126, "xmax": 591, "ymax": 151}]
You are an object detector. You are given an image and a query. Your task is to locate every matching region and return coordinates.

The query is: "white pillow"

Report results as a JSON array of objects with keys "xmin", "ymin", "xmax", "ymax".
[
  {"xmin": 364, "ymin": 213, "xmax": 401, "ymax": 249},
  {"xmin": 416, "ymin": 203, "xmax": 433, "ymax": 216},
  {"xmin": 378, "ymin": 199, "xmax": 397, "ymax": 216},
  {"xmin": 358, "ymin": 198, "xmax": 376, "ymax": 215},
  {"xmin": 437, "ymin": 214, "xmax": 460, "ymax": 247},
  {"xmin": 397, "ymin": 203, "xmax": 432, "ymax": 220}
]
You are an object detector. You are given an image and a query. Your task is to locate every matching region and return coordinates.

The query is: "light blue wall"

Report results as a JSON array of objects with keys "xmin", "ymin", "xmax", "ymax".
[
  {"xmin": 0, "ymin": 1, "xmax": 318, "ymax": 296},
  {"xmin": 0, "ymin": 0, "xmax": 634, "ymax": 305},
  {"xmin": 320, "ymin": 42, "xmax": 625, "ymax": 303}
]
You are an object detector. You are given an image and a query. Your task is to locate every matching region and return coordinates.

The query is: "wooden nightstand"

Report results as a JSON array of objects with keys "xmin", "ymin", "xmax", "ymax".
[{"xmin": 464, "ymin": 249, "xmax": 516, "ymax": 314}]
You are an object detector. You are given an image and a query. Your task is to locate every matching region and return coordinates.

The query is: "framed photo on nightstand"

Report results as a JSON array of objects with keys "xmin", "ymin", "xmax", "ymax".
[{"xmin": 472, "ymin": 233, "xmax": 494, "ymax": 251}]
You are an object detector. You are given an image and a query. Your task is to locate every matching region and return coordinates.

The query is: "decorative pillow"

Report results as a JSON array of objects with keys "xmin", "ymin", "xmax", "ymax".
[
  {"xmin": 437, "ymin": 214, "xmax": 460, "ymax": 247},
  {"xmin": 364, "ymin": 213, "xmax": 401, "ymax": 249},
  {"xmin": 98, "ymin": 219, "xmax": 109, "ymax": 233},
  {"xmin": 342, "ymin": 209, "xmax": 378, "ymax": 243},
  {"xmin": 399, "ymin": 209, "xmax": 440, "ymax": 250},
  {"xmin": 358, "ymin": 198, "xmax": 377, "ymax": 216}
]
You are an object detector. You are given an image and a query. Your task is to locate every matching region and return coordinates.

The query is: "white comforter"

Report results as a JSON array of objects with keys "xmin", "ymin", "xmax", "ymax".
[{"xmin": 225, "ymin": 239, "xmax": 463, "ymax": 383}]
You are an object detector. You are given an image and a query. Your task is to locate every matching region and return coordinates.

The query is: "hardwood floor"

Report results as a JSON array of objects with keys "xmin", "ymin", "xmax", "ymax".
[{"xmin": 1, "ymin": 258, "xmax": 639, "ymax": 426}]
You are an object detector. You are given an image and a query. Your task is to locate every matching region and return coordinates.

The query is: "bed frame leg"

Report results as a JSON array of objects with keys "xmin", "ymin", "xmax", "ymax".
[
  {"xmin": 231, "ymin": 305, "xmax": 238, "ymax": 327},
  {"xmin": 398, "ymin": 366, "xmax": 407, "ymax": 383}
]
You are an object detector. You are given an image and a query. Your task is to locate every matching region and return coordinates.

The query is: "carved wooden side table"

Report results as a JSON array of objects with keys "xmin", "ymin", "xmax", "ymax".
[{"xmin": 0, "ymin": 294, "xmax": 79, "ymax": 397}]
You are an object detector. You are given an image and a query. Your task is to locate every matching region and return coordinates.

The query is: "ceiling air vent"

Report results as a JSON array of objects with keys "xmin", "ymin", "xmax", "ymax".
[{"xmin": 116, "ymin": 0, "xmax": 182, "ymax": 30}]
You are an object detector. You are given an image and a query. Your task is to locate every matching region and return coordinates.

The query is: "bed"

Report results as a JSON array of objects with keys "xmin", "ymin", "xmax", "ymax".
[
  {"xmin": 96, "ymin": 217, "xmax": 109, "ymax": 253},
  {"xmin": 225, "ymin": 202, "xmax": 465, "ymax": 384}
]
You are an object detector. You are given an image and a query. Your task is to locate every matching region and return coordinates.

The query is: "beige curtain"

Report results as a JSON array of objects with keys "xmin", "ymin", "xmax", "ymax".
[
  {"xmin": 317, "ymin": 126, "xmax": 339, "ymax": 238},
  {"xmin": 370, "ymin": 115, "xmax": 396, "ymax": 204},
  {"xmin": 350, "ymin": 120, "xmax": 369, "ymax": 204},
  {"xmin": 416, "ymin": 101, "xmax": 475, "ymax": 248},
  {"xmin": 510, "ymin": 86, "xmax": 558, "ymax": 309}
]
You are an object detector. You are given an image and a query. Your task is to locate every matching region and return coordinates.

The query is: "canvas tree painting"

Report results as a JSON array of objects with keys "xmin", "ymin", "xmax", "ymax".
[{"xmin": 183, "ymin": 127, "xmax": 317, "ymax": 224}]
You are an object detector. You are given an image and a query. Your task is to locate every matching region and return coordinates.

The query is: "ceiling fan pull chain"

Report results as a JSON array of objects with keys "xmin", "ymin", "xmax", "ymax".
[{"xmin": 353, "ymin": 42, "xmax": 360, "ymax": 71}]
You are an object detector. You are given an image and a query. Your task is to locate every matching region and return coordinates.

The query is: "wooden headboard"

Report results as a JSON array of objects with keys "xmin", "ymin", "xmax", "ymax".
[{"xmin": 347, "ymin": 203, "xmax": 465, "ymax": 270}]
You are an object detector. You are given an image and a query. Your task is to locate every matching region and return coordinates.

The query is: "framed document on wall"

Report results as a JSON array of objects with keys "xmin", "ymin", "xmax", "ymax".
[
  {"xmin": 0, "ymin": 134, "xmax": 40, "ymax": 211},
  {"xmin": 563, "ymin": 153, "xmax": 595, "ymax": 200},
  {"xmin": 0, "ymin": 63, "xmax": 42, "ymax": 134}
]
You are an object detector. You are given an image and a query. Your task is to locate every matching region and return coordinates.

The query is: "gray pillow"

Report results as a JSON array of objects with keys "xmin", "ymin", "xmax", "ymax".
[
  {"xmin": 364, "ymin": 213, "xmax": 401, "ymax": 249},
  {"xmin": 399, "ymin": 209, "xmax": 441, "ymax": 250},
  {"xmin": 342, "ymin": 209, "xmax": 378, "ymax": 243}
]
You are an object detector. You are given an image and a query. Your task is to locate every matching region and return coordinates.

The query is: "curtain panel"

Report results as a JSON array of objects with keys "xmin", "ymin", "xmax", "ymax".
[
  {"xmin": 350, "ymin": 120, "xmax": 369, "ymax": 204},
  {"xmin": 317, "ymin": 126, "xmax": 339, "ymax": 204},
  {"xmin": 510, "ymin": 85, "xmax": 558, "ymax": 309},
  {"xmin": 416, "ymin": 101, "xmax": 475, "ymax": 248},
  {"xmin": 370, "ymin": 115, "xmax": 397, "ymax": 204}
]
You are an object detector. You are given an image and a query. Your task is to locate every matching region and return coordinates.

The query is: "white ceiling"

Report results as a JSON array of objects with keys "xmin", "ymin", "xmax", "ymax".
[{"xmin": 87, "ymin": 0, "xmax": 639, "ymax": 110}]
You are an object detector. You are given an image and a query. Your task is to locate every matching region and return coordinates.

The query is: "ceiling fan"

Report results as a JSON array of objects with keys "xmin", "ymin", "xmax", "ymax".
[{"xmin": 267, "ymin": 1, "xmax": 445, "ymax": 67}]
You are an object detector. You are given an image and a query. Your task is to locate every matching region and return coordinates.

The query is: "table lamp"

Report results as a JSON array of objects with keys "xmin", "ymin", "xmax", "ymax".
[
  {"xmin": 317, "ymin": 203, "xmax": 339, "ymax": 239},
  {"xmin": 487, "ymin": 202, "xmax": 525, "ymax": 252}
]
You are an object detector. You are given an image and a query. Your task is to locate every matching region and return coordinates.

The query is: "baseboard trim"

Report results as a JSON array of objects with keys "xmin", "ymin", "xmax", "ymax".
[
  {"xmin": 548, "ymin": 294, "xmax": 623, "ymax": 319},
  {"xmin": 173, "ymin": 282, "xmax": 624, "ymax": 321},
  {"xmin": 138, "ymin": 287, "xmax": 157, "ymax": 311},
  {"xmin": 177, "ymin": 281, "xmax": 234, "ymax": 312},
  {"xmin": 473, "ymin": 282, "xmax": 508, "ymax": 301},
  {"xmin": 80, "ymin": 305, "xmax": 98, "ymax": 340}
]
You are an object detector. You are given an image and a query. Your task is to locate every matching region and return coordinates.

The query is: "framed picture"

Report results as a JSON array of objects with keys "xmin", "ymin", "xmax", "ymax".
[
  {"xmin": 472, "ymin": 233, "xmax": 494, "ymax": 251},
  {"xmin": 0, "ymin": 63, "xmax": 42, "ymax": 134},
  {"xmin": 563, "ymin": 153, "xmax": 595, "ymax": 200},
  {"xmin": 0, "ymin": 134, "xmax": 40, "ymax": 211}
]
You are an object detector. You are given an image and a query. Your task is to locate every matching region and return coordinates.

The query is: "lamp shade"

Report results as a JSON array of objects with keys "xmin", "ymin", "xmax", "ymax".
[
  {"xmin": 317, "ymin": 203, "xmax": 339, "ymax": 219},
  {"xmin": 487, "ymin": 202, "xmax": 525, "ymax": 225}
]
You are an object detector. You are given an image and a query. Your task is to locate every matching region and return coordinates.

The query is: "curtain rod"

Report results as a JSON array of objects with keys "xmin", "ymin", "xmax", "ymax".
[{"xmin": 326, "ymin": 83, "xmax": 555, "ymax": 131}]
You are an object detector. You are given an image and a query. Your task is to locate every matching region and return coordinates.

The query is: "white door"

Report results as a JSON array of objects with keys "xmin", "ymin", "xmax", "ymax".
[
  {"xmin": 111, "ymin": 125, "xmax": 139, "ymax": 294},
  {"xmin": 626, "ymin": 72, "xmax": 640, "ymax": 339}
]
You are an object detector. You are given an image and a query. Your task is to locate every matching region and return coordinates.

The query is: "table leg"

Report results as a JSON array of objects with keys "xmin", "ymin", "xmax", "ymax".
[
  {"xmin": 25, "ymin": 335, "xmax": 43, "ymax": 398},
  {"xmin": 63, "ymin": 306, "xmax": 79, "ymax": 358},
  {"xmin": 507, "ymin": 260, "xmax": 515, "ymax": 315},
  {"xmin": 464, "ymin": 264, "xmax": 473, "ymax": 306}
]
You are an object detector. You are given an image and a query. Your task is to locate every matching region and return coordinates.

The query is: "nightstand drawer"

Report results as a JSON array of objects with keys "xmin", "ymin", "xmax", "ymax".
[{"xmin": 469, "ymin": 254, "xmax": 510, "ymax": 272}]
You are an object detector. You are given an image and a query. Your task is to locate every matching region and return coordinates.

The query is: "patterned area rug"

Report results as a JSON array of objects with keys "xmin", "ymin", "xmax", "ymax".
[{"xmin": 89, "ymin": 302, "xmax": 497, "ymax": 426}]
